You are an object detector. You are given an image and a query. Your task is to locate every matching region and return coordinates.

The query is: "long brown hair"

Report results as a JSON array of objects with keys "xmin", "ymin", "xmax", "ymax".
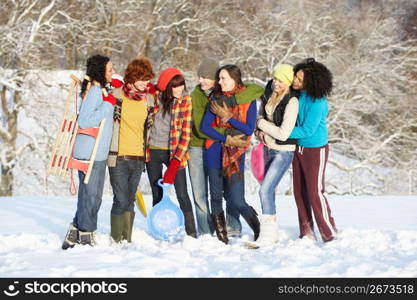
[
  {"xmin": 160, "ymin": 74, "xmax": 186, "ymax": 117},
  {"xmin": 213, "ymin": 64, "xmax": 244, "ymax": 95}
]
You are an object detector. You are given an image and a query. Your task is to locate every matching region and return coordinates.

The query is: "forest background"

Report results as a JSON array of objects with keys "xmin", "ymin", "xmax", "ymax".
[{"xmin": 0, "ymin": 0, "xmax": 416, "ymax": 196}]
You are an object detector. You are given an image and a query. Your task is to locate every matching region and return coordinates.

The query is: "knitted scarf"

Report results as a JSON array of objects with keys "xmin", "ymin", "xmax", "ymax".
[
  {"xmin": 211, "ymin": 85, "xmax": 252, "ymax": 179},
  {"xmin": 222, "ymin": 85, "xmax": 245, "ymax": 98},
  {"xmin": 122, "ymin": 83, "xmax": 148, "ymax": 101}
]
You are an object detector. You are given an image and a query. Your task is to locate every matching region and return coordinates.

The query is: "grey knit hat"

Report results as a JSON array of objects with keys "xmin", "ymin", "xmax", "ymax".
[{"xmin": 197, "ymin": 58, "xmax": 219, "ymax": 80}]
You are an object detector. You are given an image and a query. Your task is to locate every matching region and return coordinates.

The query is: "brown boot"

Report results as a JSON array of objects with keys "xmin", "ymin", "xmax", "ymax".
[
  {"xmin": 211, "ymin": 211, "xmax": 229, "ymax": 244},
  {"xmin": 79, "ymin": 231, "xmax": 96, "ymax": 246}
]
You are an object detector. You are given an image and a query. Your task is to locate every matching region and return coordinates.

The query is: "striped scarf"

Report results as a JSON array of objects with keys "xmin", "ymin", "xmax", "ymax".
[{"xmin": 122, "ymin": 83, "xmax": 148, "ymax": 101}]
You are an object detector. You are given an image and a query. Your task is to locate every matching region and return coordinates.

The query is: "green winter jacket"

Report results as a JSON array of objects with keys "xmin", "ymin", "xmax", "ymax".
[{"xmin": 190, "ymin": 83, "xmax": 264, "ymax": 147}]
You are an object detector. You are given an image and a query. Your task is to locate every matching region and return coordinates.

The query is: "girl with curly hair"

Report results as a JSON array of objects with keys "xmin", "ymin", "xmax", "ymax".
[
  {"xmin": 289, "ymin": 58, "xmax": 337, "ymax": 242},
  {"xmin": 62, "ymin": 54, "xmax": 117, "ymax": 249},
  {"xmin": 107, "ymin": 57, "xmax": 156, "ymax": 243}
]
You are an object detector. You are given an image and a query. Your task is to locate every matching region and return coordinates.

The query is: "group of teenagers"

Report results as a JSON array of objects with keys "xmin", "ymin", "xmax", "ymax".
[{"xmin": 62, "ymin": 54, "xmax": 338, "ymax": 250}]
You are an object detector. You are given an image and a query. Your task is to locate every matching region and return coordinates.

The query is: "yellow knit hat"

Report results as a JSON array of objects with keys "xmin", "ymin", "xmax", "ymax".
[{"xmin": 273, "ymin": 64, "xmax": 294, "ymax": 87}]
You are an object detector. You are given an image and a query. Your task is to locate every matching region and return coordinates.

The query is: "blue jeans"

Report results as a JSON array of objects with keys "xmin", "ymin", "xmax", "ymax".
[
  {"xmin": 225, "ymin": 198, "xmax": 242, "ymax": 236},
  {"xmin": 208, "ymin": 168, "xmax": 251, "ymax": 219},
  {"xmin": 189, "ymin": 147, "xmax": 241, "ymax": 235},
  {"xmin": 225, "ymin": 173, "xmax": 253, "ymax": 219},
  {"xmin": 109, "ymin": 157, "xmax": 145, "ymax": 215},
  {"xmin": 207, "ymin": 168, "xmax": 225, "ymax": 216},
  {"xmin": 188, "ymin": 147, "xmax": 213, "ymax": 235},
  {"xmin": 259, "ymin": 149, "xmax": 294, "ymax": 214},
  {"xmin": 73, "ymin": 160, "xmax": 106, "ymax": 232}
]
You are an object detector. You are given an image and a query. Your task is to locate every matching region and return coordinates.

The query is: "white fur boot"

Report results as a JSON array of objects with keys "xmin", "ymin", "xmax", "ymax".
[{"xmin": 246, "ymin": 214, "xmax": 278, "ymax": 249}]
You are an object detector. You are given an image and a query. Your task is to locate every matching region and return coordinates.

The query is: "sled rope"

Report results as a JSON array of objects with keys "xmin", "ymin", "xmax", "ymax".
[{"xmin": 70, "ymin": 169, "xmax": 77, "ymax": 196}]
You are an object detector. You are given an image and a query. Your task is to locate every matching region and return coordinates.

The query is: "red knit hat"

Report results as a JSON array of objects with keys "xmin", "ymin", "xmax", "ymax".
[{"xmin": 156, "ymin": 67, "xmax": 183, "ymax": 91}]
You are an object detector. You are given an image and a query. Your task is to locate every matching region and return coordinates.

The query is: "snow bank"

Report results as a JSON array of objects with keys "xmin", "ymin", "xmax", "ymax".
[{"xmin": 0, "ymin": 194, "xmax": 416, "ymax": 277}]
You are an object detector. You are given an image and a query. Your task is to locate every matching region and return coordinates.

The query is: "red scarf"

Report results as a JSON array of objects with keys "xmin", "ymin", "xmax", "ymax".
[
  {"xmin": 206, "ymin": 85, "xmax": 252, "ymax": 178},
  {"xmin": 122, "ymin": 83, "xmax": 151, "ymax": 101},
  {"xmin": 222, "ymin": 85, "xmax": 246, "ymax": 98},
  {"xmin": 221, "ymin": 86, "xmax": 251, "ymax": 179}
]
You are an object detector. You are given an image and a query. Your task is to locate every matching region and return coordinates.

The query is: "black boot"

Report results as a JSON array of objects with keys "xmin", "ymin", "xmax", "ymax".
[
  {"xmin": 243, "ymin": 206, "xmax": 260, "ymax": 241},
  {"xmin": 211, "ymin": 211, "xmax": 229, "ymax": 244},
  {"xmin": 184, "ymin": 211, "xmax": 197, "ymax": 238}
]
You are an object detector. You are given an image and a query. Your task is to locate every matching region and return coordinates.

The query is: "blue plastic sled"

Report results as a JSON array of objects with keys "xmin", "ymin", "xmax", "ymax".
[{"xmin": 147, "ymin": 179, "xmax": 185, "ymax": 241}]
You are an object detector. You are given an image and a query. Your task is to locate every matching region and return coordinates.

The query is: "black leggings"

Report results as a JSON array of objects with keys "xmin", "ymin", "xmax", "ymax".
[{"xmin": 146, "ymin": 149, "xmax": 193, "ymax": 213}]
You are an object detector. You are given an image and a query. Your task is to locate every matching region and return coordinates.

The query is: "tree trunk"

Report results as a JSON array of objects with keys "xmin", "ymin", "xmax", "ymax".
[
  {"xmin": 0, "ymin": 87, "xmax": 19, "ymax": 196},
  {"xmin": 104, "ymin": 8, "xmax": 117, "ymax": 58},
  {"xmin": 0, "ymin": 166, "xmax": 13, "ymax": 196},
  {"xmin": 65, "ymin": 32, "xmax": 75, "ymax": 69},
  {"xmin": 139, "ymin": 0, "xmax": 159, "ymax": 58}
]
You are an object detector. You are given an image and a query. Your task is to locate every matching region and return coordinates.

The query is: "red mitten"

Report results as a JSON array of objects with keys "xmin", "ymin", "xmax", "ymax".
[
  {"xmin": 147, "ymin": 82, "xmax": 156, "ymax": 95},
  {"xmin": 163, "ymin": 158, "xmax": 181, "ymax": 184},
  {"xmin": 111, "ymin": 78, "xmax": 123, "ymax": 88},
  {"xmin": 103, "ymin": 93, "xmax": 117, "ymax": 106}
]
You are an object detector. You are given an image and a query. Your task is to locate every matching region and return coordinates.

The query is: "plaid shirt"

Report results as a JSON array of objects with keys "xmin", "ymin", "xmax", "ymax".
[{"xmin": 145, "ymin": 92, "xmax": 192, "ymax": 168}]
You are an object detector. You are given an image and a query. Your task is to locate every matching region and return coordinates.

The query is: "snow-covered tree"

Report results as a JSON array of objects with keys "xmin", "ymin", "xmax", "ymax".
[
  {"xmin": 1, "ymin": 0, "xmax": 416, "ymax": 196},
  {"xmin": 0, "ymin": 0, "xmax": 58, "ymax": 196}
]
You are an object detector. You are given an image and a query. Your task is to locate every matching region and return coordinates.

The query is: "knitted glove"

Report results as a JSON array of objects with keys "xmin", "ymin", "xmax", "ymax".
[
  {"xmin": 147, "ymin": 82, "xmax": 156, "ymax": 95},
  {"xmin": 210, "ymin": 101, "xmax": 233, "ymax": 123},
  {"xmin": 111, "ymin": 78, "xmax": 124, "ymax": 88},
  {"xmin": 225, "ymin": 135, "xmax": 249, "ymax": 148},
  {"xmin": 213, "ymin": 94, "xmax": 237, "ymax": 107},
  {"xmin": 103, "ymin": 93, "xmax": 117, "ymax": 106},
  {"xmin": 163, "ymin": 158, "xmax": 181, "ymax": 184}
]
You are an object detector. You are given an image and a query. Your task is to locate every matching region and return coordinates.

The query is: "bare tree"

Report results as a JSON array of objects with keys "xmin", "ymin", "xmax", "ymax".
[
  {"xmin": 0, "ymin": 0, "xmax": 58, "ymax": 196},
  {"xmin": 324, "ymin": 1, "xmax": 417, "ymax": 194}
]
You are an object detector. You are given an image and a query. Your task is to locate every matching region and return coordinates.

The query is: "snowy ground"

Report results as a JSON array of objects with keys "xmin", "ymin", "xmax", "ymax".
[{"xmin": 0, "ymin": 194, "xmax": 416, "ymax": 277}]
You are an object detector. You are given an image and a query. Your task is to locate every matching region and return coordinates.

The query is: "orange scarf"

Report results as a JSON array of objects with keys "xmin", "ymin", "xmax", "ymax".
[{"xmin": 206, "ymin": 85, "xmax": 252, "ymax": 178}]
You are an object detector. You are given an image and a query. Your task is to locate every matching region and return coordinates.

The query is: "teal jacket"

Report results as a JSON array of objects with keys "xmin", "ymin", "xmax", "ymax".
[
  {"xmin": 73, "ymin": 85, "xmax": 114, "ymax": 161},
  {"xmin": 289, "ymin": 90, "xmax": 328, "ymax": 147}
]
